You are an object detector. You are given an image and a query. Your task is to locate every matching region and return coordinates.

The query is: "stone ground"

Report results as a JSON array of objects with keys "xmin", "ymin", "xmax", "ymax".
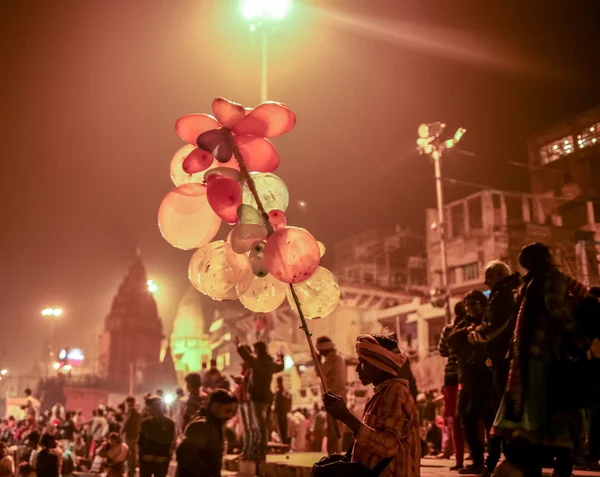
[{"xmin": 224, "ymin": 453, "xmax": 600, "ymax": 476}]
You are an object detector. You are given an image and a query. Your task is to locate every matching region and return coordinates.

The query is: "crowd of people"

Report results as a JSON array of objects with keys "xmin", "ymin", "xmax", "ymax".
[{"xmin": 436, "ymin": 242, "xmax": 600, "ymax": 477}]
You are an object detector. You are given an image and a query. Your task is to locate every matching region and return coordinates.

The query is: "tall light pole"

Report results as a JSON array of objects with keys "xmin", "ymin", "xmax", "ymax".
[
  {"xmin": 417, "ymin": 123, "xmax": 466, "ymax": 324},
  {"xmin": 242, "ymin": 0, "xmax": 290, "ymax": 102},
  {"xmin": 42, "ymin": 307, "xmax": 63, "ymax": 375}
]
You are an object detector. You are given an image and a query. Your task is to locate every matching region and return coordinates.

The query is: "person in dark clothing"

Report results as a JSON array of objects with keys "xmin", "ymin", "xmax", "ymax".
[
  {"xmin": 449, "ymin": 290, "xmax": 495, "ymax": 475},
  {"xmin": 182, "ymin": 373, "xmax": 207, "ymax": 431},
  {"xmin": 176, "ymin": 389, "xmax": 239, "ymax": 477},
  {"xmin": 122, "ymin": 396, "xmax": 142, "ymax": 477},
  {"xmin": 468, "ymin": 261, "xmax": 519, "ymax": 474},
  {"xmin": 57, "ymin": 411, "xmax": 75, "ymax": 441},
  {"xmin": 234, "ymin": 338, "xmax": 284, "ymax": 467},
  {"xmin": 36, "ymin": 434, "xmax": 60, "ymax": 477},
  {"xmin": 273, "ymin": 376, "xmax": 292, "ymax": 445},
  {"xmin": 439, "ymin": 302, "xmax": 467, "ymax": 469},
  {"xmin": 138, "ymin": 396, "xmax": 176, "ymax": 477}
]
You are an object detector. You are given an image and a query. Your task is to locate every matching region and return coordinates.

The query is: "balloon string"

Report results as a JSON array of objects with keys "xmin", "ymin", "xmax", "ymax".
[
  {"xmin": 228, "ymin": 131, "xmax": 275, "ymax": 236},
  {"xmin": 227, "ymin": 129, "xmax": 341, "ymax": 439},
  {"xmin": 289, "ymin": 283, "xmax": 341, "ymax": 438}
]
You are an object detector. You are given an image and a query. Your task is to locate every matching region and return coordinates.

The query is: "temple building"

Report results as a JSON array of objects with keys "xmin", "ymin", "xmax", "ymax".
[
  {"xmin": 98, "ymin": 253, "xmax": 163, "ymax": 392},
  {"xmin": 170, "ymin": 286, "xmax": 212, "ymax": 386}
]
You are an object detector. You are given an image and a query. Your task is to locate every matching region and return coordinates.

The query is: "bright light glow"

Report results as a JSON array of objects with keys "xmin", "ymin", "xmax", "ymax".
[
  {"xmin": 53, "ymin": 362, "xmax": 61, "ymax": 370},
  {"xmin": 209, "ymin": 318, "xmax": 224, "ymax": 333},
  {"xmin": 243, "ymin": 0, "xmax": 289, "ymax": 20},
  {"xmin": 63, "ymin": 364, "xmax": 72, "ymax": 371},
  {"xmin": 223, "ymin": 332, "xmax": 232, "ymax": 341},
  {"xmin": 53, "ymin": 308, "xmax": 62, "ymax": 316},
  {"xmin": 43, "ymin": 308, "xmax": 62, "ymax": 317},
  {"xmin": 42, "ymin": 308, "xmax": 53, "ymax": 316},
  {"xmin": 454, "ymin": 127, "xmax": 466, "ymax": 142},
  {"xmin": 283, "ymin": 355, "xmax": 294, "ymax": 371},
  {"xmin": 417, "ymin": 123, "xmax": 429, "ymax": 138},
  {"xmin": 58, "ymin": 349, "xmax": 67, "ymax": 360},
  {"xmin": 445, "ymin": 139, "xmax": 454, "ymax": 149},
  {"xmin": 147, "ymin": 280, "xmax": 158, "ymax": 293},
  {"xmin": 553, "ymin": 145, "xmax": 558, "ymax": 150},
  {"xmin": 0, "ymin": 369, "xmax": 7, "ymax": 376},
  {"xmin": 164, "ymin": 394, "xmax": 174, "ymax": 405},
  {"xmin": 67, "ymin": 348, "xmax": 84, "ymax": 361}
]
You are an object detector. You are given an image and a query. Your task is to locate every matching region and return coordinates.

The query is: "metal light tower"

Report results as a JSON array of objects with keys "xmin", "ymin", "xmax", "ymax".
[
  {"xmin": 417, "ymin": 123, "xmax": 466, "ymax": 324},
  {"xmin": 242, "ymin": 0, "xmax": 290, "ymax": 102}
]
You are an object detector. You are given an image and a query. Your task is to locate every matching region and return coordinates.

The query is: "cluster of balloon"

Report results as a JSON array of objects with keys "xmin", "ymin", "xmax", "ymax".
[{"xmin": 158, "ymin": 97, "xmax": 341, "ymax": 319}]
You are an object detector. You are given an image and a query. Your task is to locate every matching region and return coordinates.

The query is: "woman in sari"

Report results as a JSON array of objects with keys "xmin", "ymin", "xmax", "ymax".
[
  {"xmin": 493, "ymin": 243, "xmax": 587, "ymax": 477},
  {"xmin": 97, "ymin": 432, "xmax": 129, "ymax": 477}
]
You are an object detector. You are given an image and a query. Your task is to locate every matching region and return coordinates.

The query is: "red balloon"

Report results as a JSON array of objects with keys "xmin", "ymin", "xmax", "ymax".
[
  {"xmin": 232, "ymin": 102, "xmax": 296, "ymax": 138},
  {"xmin": 175, "ymin": 114, "xmax": 219, "ymax": 144},
  {"xmin": 182, "ymin": 148, "xmax": 214, "ymax": 174},
  {"xmin": 197, "ymin": 128, "xmax": 233, "ymax": 163},
  {"xmin": 207, "ymin": 176, "xmax": 242, "ymax": 224},
  {"xmin": 264, "ymin": 226, "xmax": 320, "ymax": 284},
  {"xmin": 212, "ymin": 98, "xmax": 246, "ymax": 128},
  {"xmin": 268, "ymin": 209, "xmax": 287, "ymax": 230},
  {"xmin": 235, "ymin": 135, "xmax": 280, "ymax": 172},
  {"xmin": 158, "ymin": 183, "xmax": 221, "ymax": 250}
]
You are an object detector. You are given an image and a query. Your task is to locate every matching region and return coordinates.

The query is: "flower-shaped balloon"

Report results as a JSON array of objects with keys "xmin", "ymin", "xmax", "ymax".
[{"xmin": 158, "ymin": 97, "xmax": 339, "ymax": 318}]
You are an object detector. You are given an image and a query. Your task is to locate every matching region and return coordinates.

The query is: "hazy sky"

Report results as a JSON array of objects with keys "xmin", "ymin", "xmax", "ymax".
[{"xmin": 1, "ymin": 0, "xmax": 600, "ymax": 374}]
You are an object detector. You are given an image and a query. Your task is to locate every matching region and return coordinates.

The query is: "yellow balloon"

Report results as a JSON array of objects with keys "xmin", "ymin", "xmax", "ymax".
[
  {"xmin": 242, "ymin": 172, "xmax": 289, "ymax": 212},
  {"xmin": 240, "ymin": 274, "xmax": 287, "ymax": 313},
  {"xmin": 188, "ymin": 241, "xmax": 253, "ymax": 301},
  {"xmin": 170, "ymin": 144, "xmax": 207, "ymax": 186},
  {"xmin": 317, "ymin": 241, "xmax": 326, "ymax": 258},
  {"xmin": 286, "ymin": 267, "xmax": 340, "ymax": 319}
]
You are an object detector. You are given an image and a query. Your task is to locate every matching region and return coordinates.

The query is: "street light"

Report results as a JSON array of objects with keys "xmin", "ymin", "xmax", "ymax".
[
  {"xmin": 42, "ymin": 307, "xmax": 62, "ymax": 317},
  {"xmin": 147, "ymin": 279, "xmax": 158, "ymax": 294},
  {"xmin": 0, "ymin": 369, "xmax": 7, "ymax": 376},
  {"xmin": 417, "ymin": 123, "xmax": 467, "ymax": 324},
  {"xmin": 242, "ymin": 0, "xmax": 290, "ymax": 102}
]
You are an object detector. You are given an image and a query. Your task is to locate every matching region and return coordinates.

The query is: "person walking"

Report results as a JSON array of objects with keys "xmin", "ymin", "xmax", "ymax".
[
  {"xmin": 122, "ymin": 396, "xmax": 141, "ymax": 477},
  {"xmin": 182, "ymin": 374, "xmax": 207, "ymax": 431},
  {"xmin": 322, "ymin": 333, "xmax": 420, "ymax": 477},
  {"xmin": 176, "ymin": 389, "xmax": 239, "ymax": 477},
  {"xmin": 315, "ymin": 336, "xmax": 348, "ymax": 455},
  {"xmin": 138, "ymin": 396, "xmax": 176, "ymax": 477}
]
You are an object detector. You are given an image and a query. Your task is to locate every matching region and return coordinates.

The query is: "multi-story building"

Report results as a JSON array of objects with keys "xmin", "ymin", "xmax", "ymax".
[
  {"xmin": 332, "ymin": 225, "xmax": 427, "ymax": 293},
  {"xmin": 426, "ymin": 189, "xmax": 599, "ymax": 295}
]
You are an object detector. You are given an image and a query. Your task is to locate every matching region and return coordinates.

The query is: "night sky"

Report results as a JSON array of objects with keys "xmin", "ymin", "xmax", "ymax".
[{"xmin": 2, "ymin": 1, "xmax": 600, "ymax": 374}]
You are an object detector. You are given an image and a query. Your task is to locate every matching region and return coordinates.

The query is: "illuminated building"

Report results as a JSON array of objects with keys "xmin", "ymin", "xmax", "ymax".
[
  {"xmin": 170, "ymin": 286, "xmax": 212, "ymax": 385},
  {"xmin": 98, "ymin": 253, "xmax": 163, "ymax": 392}
]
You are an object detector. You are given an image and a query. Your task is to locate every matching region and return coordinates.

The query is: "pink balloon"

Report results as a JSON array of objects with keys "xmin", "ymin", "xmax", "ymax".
[
  {"xmin": 264, "ymin": 226, "xmax": 320, "ymax": 284},
  {"xmin": 207, "ymin": 176, "xmax": 242, "ymax": 223},
  {"xmin": 229, "ymin": 223, "xmax": 268, "ymax": 254},
  {"xmin": 158, "ymin": 183, "xmax": 221, "ymax": 250},
  {"xmin": 212, "ymin": 98, "xmax": 246, "ymax": 128},
  {"xmin": 268, "ymin": 209, "xmax": 287, "ymax": 230},
  {"xmin": 175, "ymin": 114, "xmax": 219, "ymax": 144},
  {"xmin": 182, "ymin": 148, "xmax": 214, "ymax": 174},
  {"xmin": 232, "ymin": 102, "xmax": 296, "ymax": 138},
  {"xmin": 235, "ymin": 136, "xmax": 280, "ymax": 172}
]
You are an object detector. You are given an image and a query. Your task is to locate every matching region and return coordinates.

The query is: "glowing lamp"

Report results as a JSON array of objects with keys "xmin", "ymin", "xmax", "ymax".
[
  {"xmin": 53, "ymin": 362, "xmax": 60, "ymax": 370},
  {"xmin": 0, "ymin": 369, "xmax": 7, "ymax": 376},
  {"xmin": 147, "ymin": 280, "xmax": 158, "ymax": 293},
  {"xmin": 283, "ymin": 355, "xmax": 294, "ymax": 371},
  {"xmin": 164, "ymin": 394, "xmax": 174, "ymax": 405},
  {"xmin": 63, "ymin": 364, "xmax": 72, "ymax": 371},
  {"xmin": 243, "ymin": 0, "xmax": 289, "ymax": 20},
  {"xmin": 58, "ymin": 349, "xmax": 67, "ymax": 360}
]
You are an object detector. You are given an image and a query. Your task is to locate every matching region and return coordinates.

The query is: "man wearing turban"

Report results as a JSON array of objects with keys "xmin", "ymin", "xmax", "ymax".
[
  {"xmin": 323, "ymin": 333, "xmax": 420, "ymax": 477},
  {"xmin": 315, "ymin": 336, "xmax": 347, "ymax": 454}
]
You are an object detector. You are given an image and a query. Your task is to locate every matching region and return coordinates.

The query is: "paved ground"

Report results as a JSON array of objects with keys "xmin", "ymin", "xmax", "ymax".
[{"xmin": 231, "ymin": 453, "xmax": 600, "ymax": 476}]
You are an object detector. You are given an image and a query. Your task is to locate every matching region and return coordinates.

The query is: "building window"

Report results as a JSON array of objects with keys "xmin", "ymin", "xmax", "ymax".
[
  {"xmin": 492, "ymin": 193, "xmax": 502, "ymax": 209},
  {"xmin": 364, "ymin": 272, "xmax": 374, "ymax": 284},
  {"xmin": 463, "ymin": 262, "xmax": 479, "ymax": 281},
  {"xmin": 539, "ymin": 135, "xmax": 575, "ymax": 165},
  {"xmin": 406, "ymin": 334, "xmax": 413, "ymax": 349},
  {"xmin": 450, "ymin": 204, "xmax": 465, "ymax": 238},
  {"xmin": 577, "ymin": 123, "xmax": 600, "ymax": 149},
  {"xmin": 468, "ymin": 196, "xmax": 483, "ymax": 230},
  {"xmin": 448, "ymin": 267, "xmax": 456, "ymax": 285},
  {"xmin": 216, "ymin": 355, "xmax": 224, "ymax": 370}
]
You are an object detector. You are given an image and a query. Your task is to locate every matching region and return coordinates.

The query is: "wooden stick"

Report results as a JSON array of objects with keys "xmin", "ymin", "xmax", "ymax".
[{"xmin": 226, "ymin": 128, "xmax": 341, "ymax": 439}]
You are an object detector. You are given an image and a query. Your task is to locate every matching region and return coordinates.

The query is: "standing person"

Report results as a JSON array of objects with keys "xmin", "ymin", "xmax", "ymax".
[
  {"xmin": 322, "ymin": 333, "xmax": 420, "ymax": 477},
  {"xmin": 35, "ymin": 434, "xmax": 61, "ymax": 477},
  {"xmin": 273, "ymin": 376, "xmax": 292, "ymax": 445},
  {"xmin": 57, "ymin": 411, "xmax": 75, "ymax": 450},
  {"xmin": 468, "ymin": 261, "xmax": 519, "ymax": 475},
  {"xmin": 493, "ymin": 243, "xmax": 587, "ymax": 477},
  {"xmin": 438, "ymin": 302, "xmax": 467, "ymax": 470},
  {"xmin": 138, "ymin": 396, "xmax": 175, "ymax": 477},
  {"xmin": 175, "ymin": 389, "xmax": 238, "ymax": 477},
  {"xmin": 289, "ymin": 409, "xmax": 308, "ymax": 452},
  {"xmin": 171, "ymin": 388, "xmax": 186, "ymax": 438},
  {"xmin": 182, "ymin": 374, "xmax": 207, "ymax": 431},
  {"xmin": 448, "ymin": 290, "xmax": 495, "ymax": 475},
  {"xmin": 203, "ymin": 362, "xmax": 230, "ymax": 394},
  {"xmin": 90, "ymin": 408, "xmax": 109, "ymax": 459},
  {"xmin": 0, "ymin": 442, "xmax": 15, "ymax": 477},
  {"xmin": 122, "ymin": 397, "xmax": 141, "ymax": 477},
  {"xmin": 311, "ymin": 405, "xmax": 327, "ymax": 452},
  {"xmin": 24, "ymin": 390, "xmax": 41, "ymax": 420},
  {"xmin": 234, "ymin": 338, "xmax": 284, "ymax": 469},
  {"xmin": 315, "ymin": 336, "xmax": 348, "ymax": 455},
  {"xmin": 96, "ymin": 432, "xmax": 129, "ymax": 477},
  {"xmin": 231, "ymin": 363, "xmax": 252, "ymax": 459}
]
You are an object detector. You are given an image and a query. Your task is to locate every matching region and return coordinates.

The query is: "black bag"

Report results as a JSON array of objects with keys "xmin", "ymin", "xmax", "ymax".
[
  {"xmin": 547, "ymin": 358, "xmax": 600, "ymax": 411},
  {"xmin": 310, "ymin": 445, "xmax": 393, "ymax": 477}
]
